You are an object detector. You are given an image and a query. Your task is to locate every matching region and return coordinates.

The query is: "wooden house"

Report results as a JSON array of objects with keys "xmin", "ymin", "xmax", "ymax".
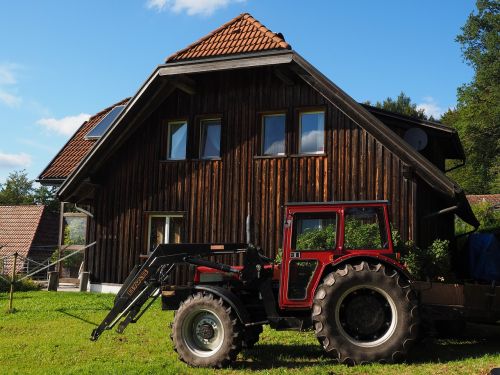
[{"xmin": 38, "ymin": 14, "xmax": 478, "ymax": 287}]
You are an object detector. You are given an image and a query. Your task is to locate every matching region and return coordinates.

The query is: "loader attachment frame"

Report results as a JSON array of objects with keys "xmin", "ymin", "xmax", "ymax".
[{"xmin": 90, "ymin": 243, "xmax": 247, "ymax": 341}]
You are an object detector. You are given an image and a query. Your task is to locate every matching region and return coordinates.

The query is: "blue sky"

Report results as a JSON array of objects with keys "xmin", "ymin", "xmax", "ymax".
[{"xmin": 0, "ymin": 0, "xmax": 475, "ymax": 184}]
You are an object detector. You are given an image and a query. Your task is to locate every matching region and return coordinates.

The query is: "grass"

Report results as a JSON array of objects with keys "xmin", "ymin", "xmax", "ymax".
[{"xmin": 1, "ymin": 291, "xmax": 500, "ymax": 374}]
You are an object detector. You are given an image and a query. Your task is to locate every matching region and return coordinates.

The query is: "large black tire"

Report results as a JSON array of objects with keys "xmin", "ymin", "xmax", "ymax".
[
  {"xmin": 312, "ymin": 262, "xmax": 419, "ymax": 365},
  {"xmin": 171, "ymin": 292, "xmax": 243, "ymax": 368}
]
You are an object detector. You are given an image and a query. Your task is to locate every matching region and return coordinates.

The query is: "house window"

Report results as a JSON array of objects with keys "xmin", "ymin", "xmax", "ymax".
[
  {"xmin": 262, "ymin": 114, "xmax": 286, "ymax": 155},
  {"xmin": 167, "ymin": 121, "xmax": 187, "ymax": 160},
  {"xmin": 200, "ymin": 119, "xmax": 221, "ymax": 159},
  {"xmin": 147, "ymin": 215, "xmax": 184, "ymax": 253},
  {"xmin": 299, "ymin": 111, "xmax": 325, "ymax": 154}
]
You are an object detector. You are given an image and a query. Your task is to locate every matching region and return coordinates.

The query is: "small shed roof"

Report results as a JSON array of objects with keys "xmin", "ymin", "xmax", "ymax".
[
  {"xmin": 467, "ymin": 194, "xmax": 500, "ymax": 207},
  {"xmin": 0, "ymin": 205, "xmax": 58, "ymax": 272}
]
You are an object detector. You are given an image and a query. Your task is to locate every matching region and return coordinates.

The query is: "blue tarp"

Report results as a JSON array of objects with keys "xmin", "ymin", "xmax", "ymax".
[{"xmin": 468, "ymin": 233, "xmax": 500, "ymax": 281}]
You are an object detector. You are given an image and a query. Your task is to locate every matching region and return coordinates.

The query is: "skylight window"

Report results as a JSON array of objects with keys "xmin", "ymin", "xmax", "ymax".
[{"xmin": 86, "ymin": 105, "xmax": 125, "ymax": 139}]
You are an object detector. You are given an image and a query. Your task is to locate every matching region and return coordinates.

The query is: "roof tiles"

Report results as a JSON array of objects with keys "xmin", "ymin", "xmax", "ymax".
[
  {"xmin": 0, "ymin": 205, "xmax": 57, "ymax": 272},
  {"xmin": 166, "ymin": 13, "xmax": 290, "ymax": 62},
  {"xmin": 467, "ymin": 194, "xmax": 500, "ymax": 206},
  {"xmin": 39, "ymin": 98, "xmax": 129, "ymax": 180}
]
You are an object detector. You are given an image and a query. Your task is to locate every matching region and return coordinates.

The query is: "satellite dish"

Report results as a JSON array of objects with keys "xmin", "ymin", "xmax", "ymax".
[{"xmin": 404, "ymin": 128, "xmax": 428, "ymax": 151}]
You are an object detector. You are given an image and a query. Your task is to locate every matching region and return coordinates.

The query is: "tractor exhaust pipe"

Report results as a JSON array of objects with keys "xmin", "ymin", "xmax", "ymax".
[{"xmin": 246, "ymin": 202, "xmax": 251, "ymax": 245}]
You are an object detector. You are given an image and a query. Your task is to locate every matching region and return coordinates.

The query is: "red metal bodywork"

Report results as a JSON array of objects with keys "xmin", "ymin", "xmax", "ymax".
[{"xmin": 195, "ymin": 201, "xmax": 406, "ymax": 311}]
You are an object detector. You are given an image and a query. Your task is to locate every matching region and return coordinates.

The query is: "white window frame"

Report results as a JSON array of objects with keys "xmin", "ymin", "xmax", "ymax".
[
  {"xmin": 147, "ymin": 214, "xmax": 183, "ymax": 254},
  {"xmin": 261, "ymin": 113, "xmax": 286, "ymax": 156},
  {"xmin": 167, "ymin": 120, "xmax": 187, "ymax": 160},
  {"xmin": 199, "ymin": 118, "xmax": 221, "ymax": 159},
  {"xmin": 298, "ymin": 110, "xmax": 325, "ymax": 155}
]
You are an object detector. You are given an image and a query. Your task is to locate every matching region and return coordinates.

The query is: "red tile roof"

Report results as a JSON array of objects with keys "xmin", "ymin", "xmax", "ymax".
[
  {"xmin": 467, "ymin": 194, "xmax": 500, "ymax": 207},
  {"xmin": 166, "ymin": 13, "xmax": 290, "ymax": 62},
  {"xmin": 39, "ymin": 98, "xmax": 130, "ymax": 181},
  {"xmin": 0, "ymin": 205, "xmax": 58, "ymax": 273}
]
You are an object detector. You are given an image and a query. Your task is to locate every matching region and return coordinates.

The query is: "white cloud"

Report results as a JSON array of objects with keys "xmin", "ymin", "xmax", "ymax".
[
  {"xmin": 0, "ymin": 63, "xmax": 22, "ymax": 108},
  {"xmin": 37, "ymin": 113, "xmax": 91, "ymax": 136},
  {"xmin": 416, "ymin": 96, "xmax": 446, "ymax": 119},
  {"xmin": 0, "ymin": 152, "xmax": 31, "ymax": 169},
  {"xmin": 0, "ymin": 63, "xmax": 19, "ymax": 85},
  {"xmin": 0, "ymin": 90, "xmax": 22, "ymax": 108},
  {"xmin": 146, "ymin": 0, "xmax": 245, "ymax": 16},
  {"xmin": 300, "ymin": 130, "xmax": 325, "ymax": 153}
]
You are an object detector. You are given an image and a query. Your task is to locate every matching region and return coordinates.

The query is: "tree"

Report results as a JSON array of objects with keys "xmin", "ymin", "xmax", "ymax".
[
  {"xmin": 366, "ymin": 92, "xmax": 429, "ymax": 120},
  {"xmin": 33, "ymin": 185, "xmax": 59, "ymax": 212},
  {"xmin": 443, "ymin": 0, "xmax": 499, "ymax": 194},
  {"xmin": 0, "ymin": 169, "xmax": 59, "ymax": 210},
  {"xmin": 0, "ymin": 170, "xmax": 34, "ymax": 205}
]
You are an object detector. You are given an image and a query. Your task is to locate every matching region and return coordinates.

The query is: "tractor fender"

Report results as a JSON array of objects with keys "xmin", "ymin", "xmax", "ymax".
[
  {"xmin": 194, "ymin": 284, "xmax": 251, "ymax": 324},
  {"xmin": 329, "ymin": 253, "xmax": 412, "ymax": 281}
]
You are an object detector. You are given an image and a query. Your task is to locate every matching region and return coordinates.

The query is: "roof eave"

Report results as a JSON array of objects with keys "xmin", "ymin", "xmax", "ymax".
[
  {"xmin": 36, "ymin": 178, "xmax": 65, "ymax": 186},
  {"xmin": 362, "ymin": 104, "xmax": 466, "ymax": 161}
]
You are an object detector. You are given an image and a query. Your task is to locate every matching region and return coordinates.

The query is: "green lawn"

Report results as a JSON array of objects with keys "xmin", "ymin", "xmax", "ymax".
[{"xmin": 1, "ymin": 291, "xmax": 499, "ymax": 375}]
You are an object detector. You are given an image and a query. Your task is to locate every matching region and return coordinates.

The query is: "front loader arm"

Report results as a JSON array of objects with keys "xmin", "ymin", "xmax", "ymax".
[{"xmin": 90, "ymin": 243, "xmax": 246, "ymax": 341}]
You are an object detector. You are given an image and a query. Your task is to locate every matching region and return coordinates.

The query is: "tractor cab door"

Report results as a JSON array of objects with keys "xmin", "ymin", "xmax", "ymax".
[{"xmin": 279, "ymin": 207, "xmax": 341, "ymax": 309}]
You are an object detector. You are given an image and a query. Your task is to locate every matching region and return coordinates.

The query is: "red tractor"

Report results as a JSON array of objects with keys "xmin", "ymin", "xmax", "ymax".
[{"xmin": 92, "ymin": 200, "xmax": 419, "ymax": 366}]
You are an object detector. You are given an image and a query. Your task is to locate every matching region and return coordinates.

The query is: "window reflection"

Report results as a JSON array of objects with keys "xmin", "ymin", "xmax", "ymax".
[
  {"xmin": 299, "ymin": 112, "xmax": 324, "ymax": 154},
  {"xmin": 262, "ymin": 114, "xmax": 285, "ymax": 155},
  {"xmin": 168, "ymin": 122, "xmax": 187, "ymax": 159},
  {"xmin": 200, "ymin": 119, "xmax": 221, "ymax": 159}
]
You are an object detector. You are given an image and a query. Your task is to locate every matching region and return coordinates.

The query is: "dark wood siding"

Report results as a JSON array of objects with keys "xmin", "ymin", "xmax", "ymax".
[{"xmin": 87, "ymin": 67, "xmax": 423, "ymax": 283}]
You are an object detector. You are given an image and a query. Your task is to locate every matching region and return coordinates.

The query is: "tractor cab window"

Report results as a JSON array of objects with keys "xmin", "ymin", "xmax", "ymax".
[
  {"xmin": 343, "ymin": 207, "xmax": 388, "ymax": 249},
  {"xmin": 292, "ymin": 212, "xmax": 337, "ymax": 251}
]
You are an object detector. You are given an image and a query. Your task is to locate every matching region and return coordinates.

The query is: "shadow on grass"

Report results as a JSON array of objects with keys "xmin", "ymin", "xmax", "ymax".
[
  {"xmin": 236, "ymin": 344, "xmax": 332, "ymax": 370},
  {"xmin": 55, "ymin": 307, "xmax": 106, "ymax": 326},
  {"xmin": 237, "ymin": 324, "xmax": 500, "ymax": 369},
  {"xmin": 407, "ymin": 338, "xmax": 500, "ymax": 364},
  {"xmin": 0, "ymin": 294, "xmax": 33, "ymax": 301}
]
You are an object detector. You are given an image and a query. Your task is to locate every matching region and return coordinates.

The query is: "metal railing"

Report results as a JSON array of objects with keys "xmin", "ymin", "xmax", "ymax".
[{"xmin": 1, "ymin": 242, "xmax": 96, "ymax": 312}]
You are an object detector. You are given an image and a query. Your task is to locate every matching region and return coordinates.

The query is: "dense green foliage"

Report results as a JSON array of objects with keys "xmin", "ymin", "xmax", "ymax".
[
  {"xmin": 0, "ymin": 170, "xmax": 58, "ymax": 211},
  {"xmin": 0, "ymin": 276, "xmax": 40, "ymax": 293},
  {"xmin": 365, "ymin": 92, "xmax": 429, "ymax": 120},
  {"xmin": 443, "ymin": 1, "xmax": 499, "ymax": 194},
  {"xmin": 456, "ymin": 201, "xmax": 500, "ymax": 235},
  {"xmin": 343, "ymin": 220, "xmax": 383, "ymax": 249},
  {"xmin": 296, "ymin": 224, "xmax": 336, "ymax": 250},
  {"xmin": 402, "ymin": 239, "xmax": 452, "ymax": 281},
  {"xmin": 295, "ymin": 220, "xmax": 384, "ymax": 251},
  {"xmin": 1, "ymin": 291, "xmax": 499, "ymax": 374},
  {"xmin": 50, "ymin": 248, "xmax": 84, "ymax": 269}
]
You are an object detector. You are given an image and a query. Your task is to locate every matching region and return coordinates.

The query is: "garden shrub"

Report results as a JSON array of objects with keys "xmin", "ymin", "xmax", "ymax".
[
  {"xmin": 50, "ymin": 248, "xmax": 83, "ymax": 269},
  {"xmin": 456, "ymin": 201, "xmax": 500, "ymax": 235},
  {"xmin": 402, "ymin": 239, "xmax": 451, "ymax": 281},
  {"xmin": 296, "ymin": 224, "xmax": 336, "ymax": 250},
  {"xmin": 344, "ymin": 219, "xmax": 382, "ymax": 249},
  {"xmin": 0, "ymin": 276, "xmax": 41, "ymax": 293}
]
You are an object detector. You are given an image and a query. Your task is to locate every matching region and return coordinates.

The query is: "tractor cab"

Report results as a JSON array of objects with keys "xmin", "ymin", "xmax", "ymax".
[{"xmin": 279, "ymin": 201, "xmax": 397, "ymax": 308}]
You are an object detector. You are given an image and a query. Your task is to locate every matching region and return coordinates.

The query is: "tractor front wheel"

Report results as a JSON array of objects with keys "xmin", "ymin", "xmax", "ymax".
[
  {"xmin": 312, "ymin": 262, "xmax": 419, "ymax": 364},
  {"xmin": 171, "ymin": 292, "xmax": 243, "ymax": 368}
]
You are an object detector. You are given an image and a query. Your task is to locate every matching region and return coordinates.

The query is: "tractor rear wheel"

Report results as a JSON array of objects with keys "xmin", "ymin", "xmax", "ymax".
[
  {"xmin": 312, "ymin": 262, "xmax": 419, "ymax": 364},
  {"xmin": 171, "ymin": 292, "xmax": 243, "ymax": 368}
]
